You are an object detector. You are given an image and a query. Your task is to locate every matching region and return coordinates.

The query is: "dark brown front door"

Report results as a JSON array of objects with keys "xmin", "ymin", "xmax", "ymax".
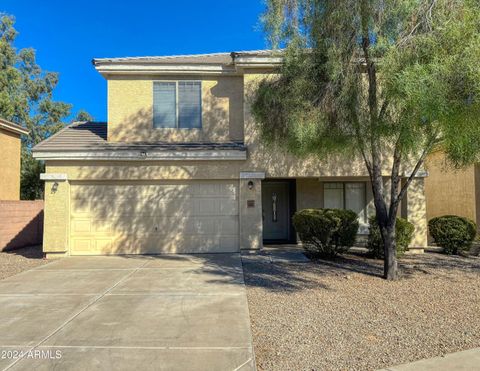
[{"xmin": 262, "ymin": 181, "xmax": 291, "ymax": 241}]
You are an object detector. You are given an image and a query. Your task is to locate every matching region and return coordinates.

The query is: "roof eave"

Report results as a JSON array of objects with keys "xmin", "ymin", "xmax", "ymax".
[
  {"xmin": 0, "ymin": 119, "xmax": 29, "ymax": 136},
  {"xmin": 93, "ymin": 52, "xmax": 283, "ymax": 76},
  {"xmin": 94, "ymin": 63, "xmax": 239, "ymax": 77}
]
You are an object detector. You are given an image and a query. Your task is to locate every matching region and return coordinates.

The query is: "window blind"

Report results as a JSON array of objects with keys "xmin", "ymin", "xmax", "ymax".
[
  {"xmin": 153, "ymin": 82, "xmax": 176, "ymax": 128},
  {"xmin": 178, "ymin": 81, "xmax": 201, "ymax": 129}
]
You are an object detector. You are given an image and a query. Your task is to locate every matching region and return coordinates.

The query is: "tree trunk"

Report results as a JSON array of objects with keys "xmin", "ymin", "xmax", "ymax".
[{"xmin": 381, "ymin": 224, "xmax": 398, "ymax": 280}]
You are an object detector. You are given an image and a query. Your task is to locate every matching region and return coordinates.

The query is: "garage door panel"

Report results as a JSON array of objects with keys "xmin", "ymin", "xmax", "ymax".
[
  {"xmin": 72, "ymin": 199, "xmax": 237, "ymax": 218},
  {"xmin": 72, "ymin": 236, "xmax": 239, "ymax": 255},
  {"xmin": 70, "ymin": 181, "xmax": 239, "ymax": 255},
  {"xmin": 72, "ymin": 219, "xmax": 113, "ymax": 234},
  {"xmin": 71, "ymin": 219, "xmax": 92, "ymax": 233},
  {"xmin": 74, "ymin": 183, "xmax": 237, "ymax": 199},
  {"xmin": 73, "ymin": 216, "xmax": 238, "ymax": 237}
]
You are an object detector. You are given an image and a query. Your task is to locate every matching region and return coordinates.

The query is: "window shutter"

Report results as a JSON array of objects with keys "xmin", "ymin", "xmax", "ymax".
[
  {"xmin": 178, "ymin": 81, "xmax": 201, "ymax": 129},
  {"xmin": 153, "ymin": 82, "xmax": 176, "ymax": 128}
]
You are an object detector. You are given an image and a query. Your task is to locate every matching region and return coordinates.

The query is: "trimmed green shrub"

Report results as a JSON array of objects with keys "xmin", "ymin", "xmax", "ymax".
[
  {"xmin": 292, "ymin": 208, "xmax": 359, "ymax": 258},
  {"xmin": 428, "ymin": 215, "xmax": 477, "ymax": 255},
  {"xmin": 367, "ymin": 216, "xmax": 415, "ymax": 258}
]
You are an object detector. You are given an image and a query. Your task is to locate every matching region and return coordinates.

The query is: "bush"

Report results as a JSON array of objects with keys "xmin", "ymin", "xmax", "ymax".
[
  {"xmin": 367, "ymin": 216, "xmax": 415, "ymax": 258},
  {"xmin": 428, "ymin": 215, "xmax": 477, "ymax": 255},
  {"xmin": 292, "ymin": 208, "xmax": 359, "ymax": 258}
]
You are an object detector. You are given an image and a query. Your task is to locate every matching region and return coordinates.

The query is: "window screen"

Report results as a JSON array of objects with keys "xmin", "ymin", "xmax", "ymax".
[
  {"xmin": 345, "ymin": 183, "xmax": 366, "ymax": 222},
  {"xmin": 153, "ymin": 82, "xmax": 176, "ymax": 128},
  {"xmin": 324, "ymin": 182, "xmax": 344, "ymax": 209},
  {"xmin": 178, "ymin": 81, "xmax": 201, "ymax": 129},
  {"xmin": 323, "ymin": 182, "xmax": 367, "ymax": 222}
]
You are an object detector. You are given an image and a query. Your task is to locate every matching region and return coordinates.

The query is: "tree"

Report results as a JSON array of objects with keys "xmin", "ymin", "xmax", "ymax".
[
  {"xmin": 0, "ymin": 14, "xmax": 91, "ymax": 199},
  {"xmin": 73, "ymin": 109, "xmax": 94, "ymax": 122},
  {"xmin": 252, "ymin": 0, "xmax": 480, "ymax": 279}
]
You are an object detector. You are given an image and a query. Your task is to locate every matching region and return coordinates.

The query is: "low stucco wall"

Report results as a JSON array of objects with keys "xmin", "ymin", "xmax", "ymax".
[{"xmin": 0, "ymin": 200, "xmax": 44, "ymax": 251}]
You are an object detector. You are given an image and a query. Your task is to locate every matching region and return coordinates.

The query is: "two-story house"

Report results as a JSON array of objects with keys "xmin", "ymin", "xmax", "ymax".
[{"xmin": 32, "ymin": 50, "xmax": 428, "ymax": 258}]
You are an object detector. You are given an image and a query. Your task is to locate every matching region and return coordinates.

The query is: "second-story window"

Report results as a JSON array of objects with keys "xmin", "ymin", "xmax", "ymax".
[{"xmin": 153, "ymin": 81, "xmax": 202, "ymax": 129}]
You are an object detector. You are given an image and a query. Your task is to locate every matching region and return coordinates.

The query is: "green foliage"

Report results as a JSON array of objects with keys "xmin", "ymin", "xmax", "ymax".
[
  {"xmin": 20, "ymin": 147, "xmax": 44, "ymax": 200},
  {"xmin": 73, "ymin": 109, "xmax": 94, "ymax": 122},
  {"xmin": 0, "ymin": 14, "xmax": 92, "ymax": 199},
  {"xmin": 367, "ymin": 216, "xmax": 415, "ymax": 258},
  {"xmin": 428, "ymin": 215, "xmax": 477, "ymax": 254},
  {"xmin": 256, "ymin": 0, "xmax": 480, "ymax": 278},
  {"xmin": 292, "ymin": 208, "xmax": 359, "ymax": 258},
  {"xmin": 254, "ymin": 1, "xmax": 480, "ymax": 165}
]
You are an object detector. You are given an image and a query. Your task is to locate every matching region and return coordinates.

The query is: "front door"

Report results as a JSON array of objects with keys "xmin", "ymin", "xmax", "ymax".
[{"xmin": 262, "ymin": 181, "xmax": 291, "ymax": 241}]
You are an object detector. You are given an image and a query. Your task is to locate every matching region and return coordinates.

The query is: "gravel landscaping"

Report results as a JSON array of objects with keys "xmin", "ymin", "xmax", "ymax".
[
  {"xmin": 242, "ymin": 251, "xmax": 480, "ymax": 371},
  {"xmin": 0, "ymin": 245, "xmax": 48, "ymax": 280}
]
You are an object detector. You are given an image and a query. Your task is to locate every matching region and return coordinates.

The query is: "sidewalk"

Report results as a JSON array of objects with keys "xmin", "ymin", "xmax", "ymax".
[{"xmin": 381, "ymin": 347, "xmax": 480, "ymax": 370}]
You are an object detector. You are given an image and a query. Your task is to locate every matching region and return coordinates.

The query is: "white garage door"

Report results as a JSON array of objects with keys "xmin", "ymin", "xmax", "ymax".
[{"xmin": 69, "ymin": 181, "xmax": 239, "ymax": 255}]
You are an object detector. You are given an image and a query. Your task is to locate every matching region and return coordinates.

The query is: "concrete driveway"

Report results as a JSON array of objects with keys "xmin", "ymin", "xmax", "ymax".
[{"xmin": 0, "ymin": 254, "xmax": 255, "ymax": 371}]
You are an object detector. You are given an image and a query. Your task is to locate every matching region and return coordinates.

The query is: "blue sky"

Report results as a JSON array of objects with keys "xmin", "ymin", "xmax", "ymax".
[{"xmin": 2, "ymin": 0, "xmax": 267, "ymax": 121}]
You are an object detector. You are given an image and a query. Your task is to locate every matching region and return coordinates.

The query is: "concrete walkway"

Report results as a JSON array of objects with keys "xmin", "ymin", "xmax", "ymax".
[
  {"xmin": 382, "ymin": 348, "xmax": 480, "ymax": 370},
  {"xmin": 0, "ymin": 254, "xmax": 255, "ymax": 371}
]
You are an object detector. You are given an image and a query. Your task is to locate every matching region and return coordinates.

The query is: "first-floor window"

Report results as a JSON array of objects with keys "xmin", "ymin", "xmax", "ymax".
[
  {"xmin": 153, "ymin": 81, "xmax": 202, "ymax": 129},
  {"xmin": 324, "ymin": 182, "xmax": 366, "ymax": 222}
]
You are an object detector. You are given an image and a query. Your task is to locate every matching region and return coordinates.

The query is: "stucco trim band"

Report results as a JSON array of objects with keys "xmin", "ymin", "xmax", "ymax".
[
  {"xmin": 40, "ymin": 173, "xmax": 68, "ymax": 181},
  {"xmin": 403, "ymin": 170, "xmax": 429, "ymax": 178},
  {"xmin": 240, "ymin": 172, "xmax": 266, "ymax": 179},
  {"xmin": 33, "ymin": 150, "xmax": 247, "ymax": 161}
]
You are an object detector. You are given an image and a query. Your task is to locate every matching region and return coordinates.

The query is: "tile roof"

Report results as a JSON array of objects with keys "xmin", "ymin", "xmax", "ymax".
[
  {"xmin": 32, "ymin": 121, "xmax": 246, "ymax": 152},
  {"xmin": 92, "ymin": 49, "xmax": 277, "ymax": 66}
]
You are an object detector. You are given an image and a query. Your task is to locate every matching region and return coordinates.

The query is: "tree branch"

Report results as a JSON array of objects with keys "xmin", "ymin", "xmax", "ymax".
[
  {"xmin": 397, "ymin": 133, "xmax": 439, "ymax": 203},
  {"xmin": 378, "ymin": 98, "xmax": 389, "ymax": 122},
  {"xmin": 397, "ymin": 0, "xmax": 437, "ymax": 46},
  {"xmin": 388, "ymin": 137, "xmax": 402, "ymax": 220}
]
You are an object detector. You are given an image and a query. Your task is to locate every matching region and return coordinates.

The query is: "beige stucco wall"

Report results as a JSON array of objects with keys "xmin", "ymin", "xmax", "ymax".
[
  {"xmin": 405, "ymin": 178, "xmax": 428, "ymax": 247},
  {"xmin": 239, "ymin": 177, "xmax": 263, "ymax": 250},
  {"xmin": 0, "ymin": 129, "xmax": 22, "ymax": 200},
  {"xmin": 107, "ymin": 75, "xmax": 244, "ymax": 143},
  {"xmin": 425, "ymin": 150, "xmax": 477, "ymax": 225},
  {"xmin": 42, "ymin": 179, "xmax": 69, "ymax": 255},
  {"xmin": 242, "ymin": 73, "xmax": 375, "ymax": 178},
  {"xmin": 106, "ymin": 72, "xmax": 381, "ymax": 177}
]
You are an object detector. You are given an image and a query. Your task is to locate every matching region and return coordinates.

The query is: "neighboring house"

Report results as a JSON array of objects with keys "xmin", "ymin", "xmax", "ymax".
[
  {"xmin": 425, "ymin": 150, "xmax": 480, "ymax": 232},
  {"xmin": 32, "ymin": 50, "xmax": 428, "ymax": 258},
  {"xmin": 0, "ymin": 118, "xmax": 29, "ymax": 200}
]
